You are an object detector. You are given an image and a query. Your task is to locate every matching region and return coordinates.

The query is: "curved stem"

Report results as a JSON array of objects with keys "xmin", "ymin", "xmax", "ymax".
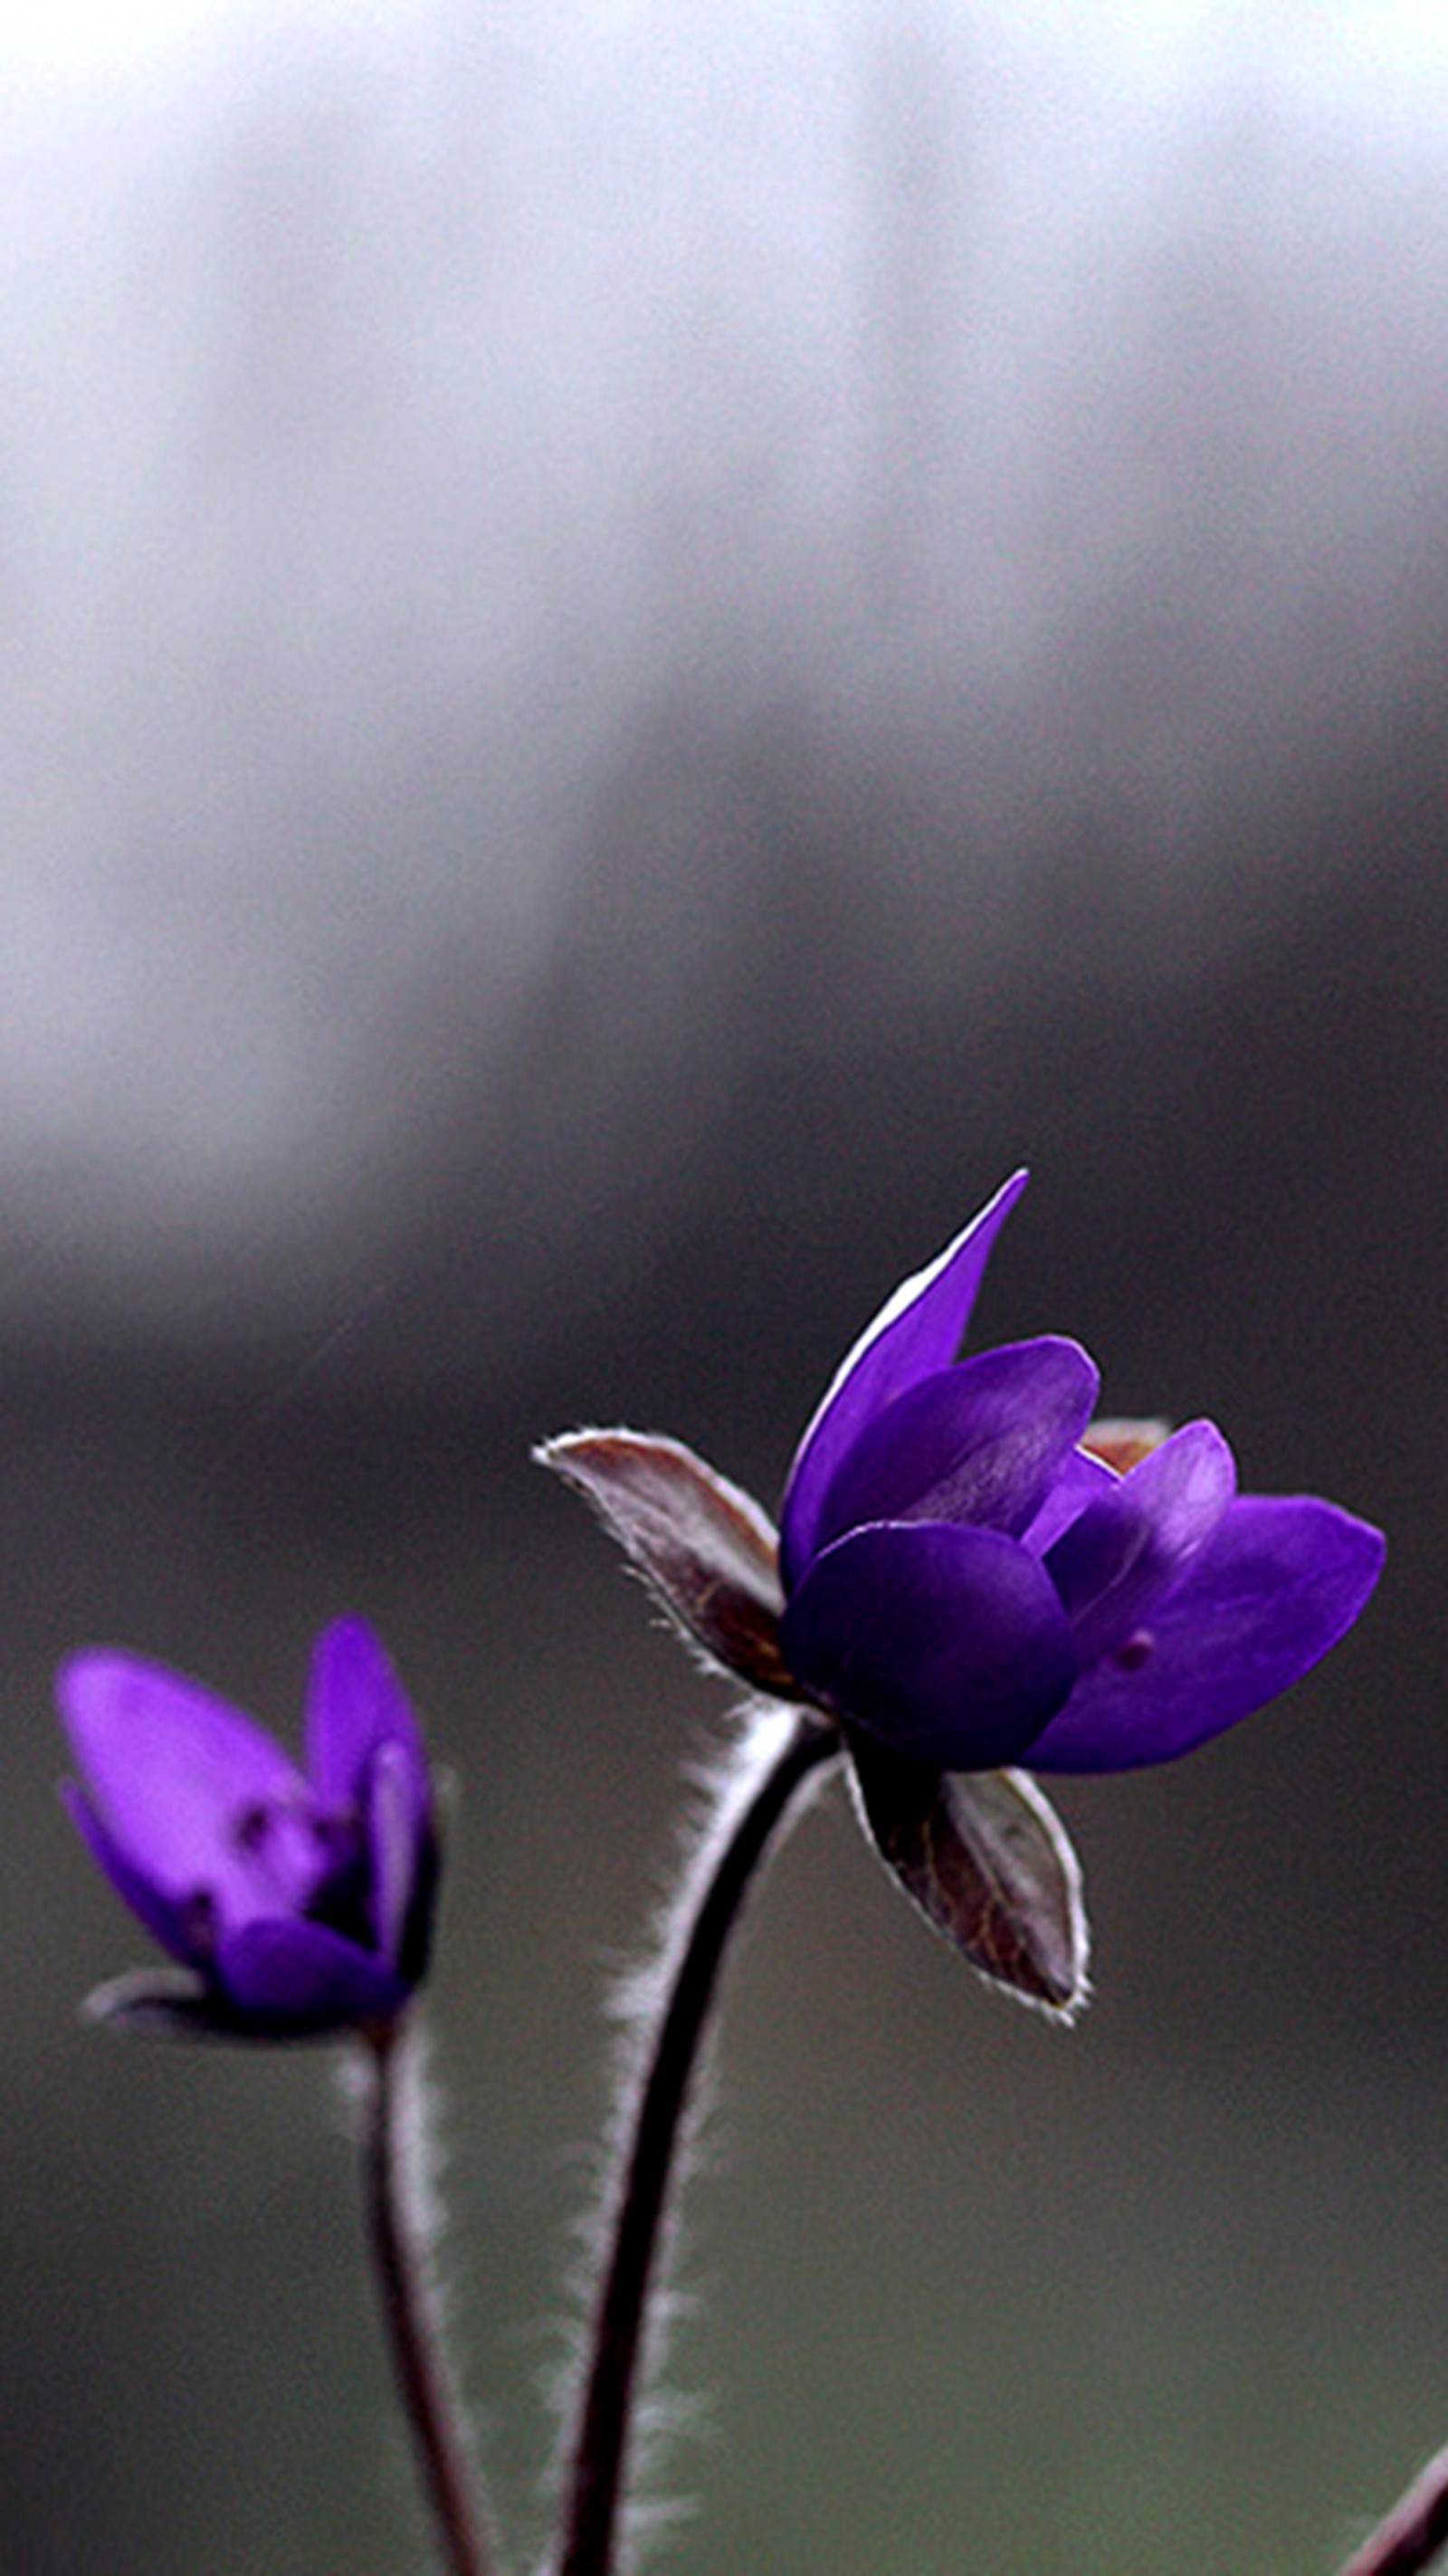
[
  {"xmin": 359, "ymin": 2023, "xmax": 499, "ymax": 2576},
  {"xmin": 551, "ymin": 1706, "xmax": 841, "ymax": 2576},
  {"xmin": 1334, "ymin": 2444, "xmax": 1448, "ymax": 2576}
]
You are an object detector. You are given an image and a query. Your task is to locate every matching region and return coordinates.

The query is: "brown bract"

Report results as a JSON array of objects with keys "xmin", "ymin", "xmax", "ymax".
[
  {"xmin": 849, "ymin": 1741, "xmax": 1090, "ymax": 2018},
  {"xmin": 534, "ymin": 1427, "xmax": 797, "ymax": 1697}
]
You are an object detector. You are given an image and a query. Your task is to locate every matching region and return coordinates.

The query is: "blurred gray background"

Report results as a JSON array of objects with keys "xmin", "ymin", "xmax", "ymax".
[{"xmin": 4, "ymin": 0, "xmax": 1446, "ymax": 2567}]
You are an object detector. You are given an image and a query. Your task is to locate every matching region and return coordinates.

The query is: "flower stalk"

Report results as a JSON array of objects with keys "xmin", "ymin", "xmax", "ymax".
[
  {"xmin": 550, "ymin": 1705, "xmax": 841, "ymax": 2576},
  {"xmin": 359, "ymin": 2023, "xmax": 498, "ymax": 2576}
]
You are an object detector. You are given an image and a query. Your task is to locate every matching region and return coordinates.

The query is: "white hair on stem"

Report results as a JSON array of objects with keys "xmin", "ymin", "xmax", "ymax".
[
  {"xmin": 541, "ymin": 1697, "xmax": 840, "ymax": 2576},
  {"xmin": 341, "ymin": 2018, "xmax": 500, "ymax": 2576}
]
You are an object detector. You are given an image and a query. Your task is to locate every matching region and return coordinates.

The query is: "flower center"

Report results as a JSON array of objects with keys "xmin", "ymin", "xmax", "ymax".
[{"xmin": 224, "ymin": 1791, "xmax": 373, "ymax": 1942}]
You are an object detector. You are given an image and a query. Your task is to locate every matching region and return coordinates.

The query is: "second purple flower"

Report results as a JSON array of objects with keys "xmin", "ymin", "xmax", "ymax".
[
  {"xmin": 540, "ymin": 1170, "xmax": 1385, "ymax": 2011},
  {"xmin": 59, "ymin": 1617, "xmax": 438, "ymax": 2041}
]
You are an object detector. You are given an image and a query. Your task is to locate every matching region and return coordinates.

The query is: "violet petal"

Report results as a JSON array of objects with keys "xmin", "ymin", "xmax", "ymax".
[
  {"xmin": 61, "ymin": 1782, "xmax": 200, "ymax": 1968},
  {"xmin": 1045, "ymin": 1419, "xmax": 1237, "ymax": 1662},
  {"xmin": 809, "ymin": 1337, "xmax": 1099, "ymax": 1559},
  {"xmin": 366, "ymin": 1739, "xmax": 424, "ymax": 1967},
  {"xmin": 57, "ymin": 1652, "xmax": 311, "ymax": 1932},
  {"xmin": 305, "ymin": 1617, "xmax": 430, "ymax": 1827},
  {"xmin": 1021, "ymin": 1445, "xmax": 1116, "ymax": 1556},
  {"xmin": 217, "ymin": 1917, "xmax": 410, "ymax": 2033},
  {"xmin": 780, "ymin": 1170, "xmax": 1028, "ymax": 1588},
  {"xmin": 1026, "ymin": 1494, "xmax": 1386, "ymax": 1771},
  {"xmin": 781, "ymin": 1518, "xmax": 1077, "ymax": 1768}
]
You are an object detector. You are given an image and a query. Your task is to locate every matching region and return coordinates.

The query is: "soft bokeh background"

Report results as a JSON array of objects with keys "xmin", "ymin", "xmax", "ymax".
[{"xmin": 5, "ymin": 1, "xmax": 1447, "ymax": 2567}]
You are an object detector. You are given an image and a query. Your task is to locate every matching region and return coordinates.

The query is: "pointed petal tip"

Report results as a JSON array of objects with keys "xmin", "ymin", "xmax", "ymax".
[
  {"xmin": 312, "ymin": 1610, "xmax": 388, "ymax": 1666},
  {"xmin": 781, "ymin": 1171, "xmax": 1034, "ymax": 1587}
]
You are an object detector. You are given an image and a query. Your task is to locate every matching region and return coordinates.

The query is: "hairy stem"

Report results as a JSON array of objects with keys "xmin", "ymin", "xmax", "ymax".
[
  {"xmin": 359, "ymin": 2023, "xmax": 499, "ymax": 2576},
  {"xmin": 551, "ymin": 1706, "xmax": 841, "ymax": 2576},
  {"xmin": 1334, "ymin": 2445, "xmax": 1448, "ymax": 2576}
]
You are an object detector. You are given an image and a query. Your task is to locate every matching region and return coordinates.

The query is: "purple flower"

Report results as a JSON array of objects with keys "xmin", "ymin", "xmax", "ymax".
[
  {"xmin": 58, "ymin": 1617, "xmax": 438, "ymax": 2040},
  {"xmin": 539, "ymin": 1171, "xmax": 1385, "ymax": 2013}
]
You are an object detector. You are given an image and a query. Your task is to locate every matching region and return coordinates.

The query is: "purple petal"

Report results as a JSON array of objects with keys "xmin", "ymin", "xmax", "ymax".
[
  {"xmin": 365, "ymin": 1739, "xmax": 428, "ymax": 1969},
  {"xmin": 62, "ymin": 1781, "xmax": 202, "ymax": 1968},
  {"xmin": 57, "ymin": 1652, "xmax": 311, "ymax": 1933},
  {"xmin": 305, "ymin": 1617, "xmax": 430, "ymax": 1829},
  {"xmin": 780, "ymin": 1171, "xmax": 1029, "ymax": 1589},
  {"xmin": 780, "ymin": 1518, "xmax": 1076, "ymax": 1768},
  {"xmin": 216, "ymin": 1918, "xmax": 411, "ymax": 2034},
  {"xmin": 1045, "ymin": 1420, "xmax": 1236, "ymax": 1662},
  {"xmin": 1020, "ymin": 1445, "xmax": 1116, "ymax": 1555},
  {"xmin": 807, "ymin": 1337, "xmax": 1099, "ymax": 1560},
  {"xmin": 1025, "ymin": 1495, "xmax": 1386, "ymax": 1772}
]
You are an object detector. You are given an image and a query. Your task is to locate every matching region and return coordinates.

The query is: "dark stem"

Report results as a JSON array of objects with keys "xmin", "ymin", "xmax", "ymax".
[
  {"xmin": 359, "ymin": 2023, "xmax": 499, "ymax": 2576},
  {"xmin": 551, "ymin": 1706, "xmax": 841, "ymax": 2576},
  {"xmin": 1334, "ymin": 2444, "xmax": 1448, "ymax": 2576}
]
